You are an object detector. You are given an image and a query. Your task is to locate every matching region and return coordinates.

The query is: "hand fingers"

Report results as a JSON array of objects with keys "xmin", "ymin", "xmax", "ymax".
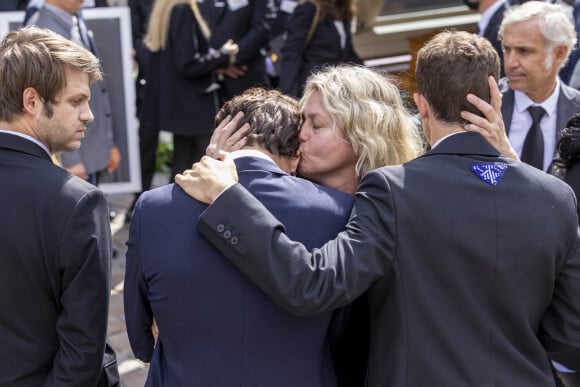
[
  {"xmin": 223, "ymin": 122, "xmax": 250, "ymax": 151},
  {"xmin": 488, "ymin": 76, "xmax": 502, "ymax": 113},
  {"xmin": 209, "ymin": 114, "xmax": 233, "ymax": 146},
  {"xmin": 205, "ymin": 144, "xmax": 217, "ymax": 158},
  {"xmin": 218, "ymin": 112, "xmax": 244, "ymax": 144},
  {"xmin": 206, "ymin": 112, "xmax": 244, "ymax": 158},
  {"xmin": 461, "ymin": 110, "xmax": 490, "ymax": 133},
  {"xmin": 466, "ymin": 93, "xmax": 495, "ymax": 120},
  {"xmin": 208, "ymin": 113, "xmax": 245, "ymax": 157}
]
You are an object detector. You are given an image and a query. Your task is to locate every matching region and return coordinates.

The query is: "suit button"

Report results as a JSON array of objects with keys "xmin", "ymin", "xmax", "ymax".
[
  {"xmin": 217, "ymin": 224, "xmax": 225, "ymax": 233},
  {"xmin": 223, "ymin": 230, "xmax": 232, "ymax": 238},
  {"xmin": 230, "ymin": 236, "xmax": 238, "ymax": 245}
]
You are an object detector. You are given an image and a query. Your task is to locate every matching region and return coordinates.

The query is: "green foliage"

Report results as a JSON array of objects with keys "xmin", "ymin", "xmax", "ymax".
[{"xmin": 155, "ymin": 137, "xmax": 173, "ymax": 173}]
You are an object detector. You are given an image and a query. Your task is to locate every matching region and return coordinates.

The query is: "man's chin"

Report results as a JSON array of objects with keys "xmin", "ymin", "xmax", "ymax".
[
  {"xmin": 506, "ymin": 76, "xmax": 525, "ymax": 89},
  {"xmin": 59, "ymin": 142, "xmax": 82, "ymax": 153}
]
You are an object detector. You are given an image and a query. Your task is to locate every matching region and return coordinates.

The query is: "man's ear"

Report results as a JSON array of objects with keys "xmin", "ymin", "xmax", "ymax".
[
  {"xmin": 413, "ymin": 93, "xmax": 430, "ymax": 120},
  {"xmin": 22, "ymin": 87, "xmax": 41, "ymax": 114},
  {"xmin": 288, "ymin": 155, "xmax": 300, "ymax": 176},
  {"xmin": 553, "ymin": 44, "xmax": 569, "ymax": 69}
]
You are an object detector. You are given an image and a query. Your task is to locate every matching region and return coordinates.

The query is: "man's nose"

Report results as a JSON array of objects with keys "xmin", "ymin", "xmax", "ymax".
[{"xmin": 81, "ymin": 105, "xmax": 94, "ymax": 123}]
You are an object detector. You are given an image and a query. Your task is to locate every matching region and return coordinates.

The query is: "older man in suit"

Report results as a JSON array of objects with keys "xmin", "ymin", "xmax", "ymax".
[
  {"xmin": 0, "ymin": 26, "xmax": 112, "ymax": 387},
  {"xmin": 124, "ymin": 88, "xmax": 357, "ymax": 386},
  {"xmin": 26, "ymin": 0, "xmax": 121, "ymax": 184},
  {"xmin": 499, "ymin": 1, "xmax": 580, "ymax": 172},
  {"xmin": 175, "ymin": 31, "xmax": 580, "ymax": 386}
]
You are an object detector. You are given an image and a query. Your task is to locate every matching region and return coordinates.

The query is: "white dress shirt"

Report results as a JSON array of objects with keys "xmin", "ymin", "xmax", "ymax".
[{"xmin": 508, "ymin": 80, "xmax": 560, "ymax": 171}]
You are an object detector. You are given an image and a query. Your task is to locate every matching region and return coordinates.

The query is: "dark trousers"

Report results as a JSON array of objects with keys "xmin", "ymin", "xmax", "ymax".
[{"xmin": 138, "ymin": 123, "xmax": 160, "ymax": 193}]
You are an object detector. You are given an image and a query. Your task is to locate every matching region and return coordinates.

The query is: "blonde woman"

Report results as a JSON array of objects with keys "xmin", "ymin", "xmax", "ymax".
[
  {"xmin": 141, "ymin": 0, "xmax": 238, "ymax": 180},
  {"xmin": 297, "ymin": 64, "xmax": 423, "ymax": 195}
]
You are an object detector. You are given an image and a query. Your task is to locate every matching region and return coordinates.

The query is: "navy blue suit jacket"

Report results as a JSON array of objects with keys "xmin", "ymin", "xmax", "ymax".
[{"xmin": 124, "ymin": 156, "xmax": 355, "ymax": 386}]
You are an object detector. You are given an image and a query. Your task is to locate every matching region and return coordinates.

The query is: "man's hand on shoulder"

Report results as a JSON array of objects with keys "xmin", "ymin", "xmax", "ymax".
[{"xmin": 175, "ymin": 151, "xmax": 239, "ymax": 204}]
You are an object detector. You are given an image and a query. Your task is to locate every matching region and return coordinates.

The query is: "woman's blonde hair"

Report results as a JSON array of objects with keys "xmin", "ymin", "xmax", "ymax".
[
  {"xmin": 145, "ymin": 0, "xmax": 210, "ymax": 51},
  {"xmin": 301, "ymin": 64, "xmax": 424, "ymax": 179}
]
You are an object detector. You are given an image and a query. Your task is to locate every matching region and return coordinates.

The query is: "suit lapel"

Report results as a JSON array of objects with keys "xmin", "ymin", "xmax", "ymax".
[
  {"xmin": 556, "ymin": 84, "xmax": 580, "ymax": 142},
  {"xmin": 501, "ymin": 88, "xmax": 515, "ymax": 135}
]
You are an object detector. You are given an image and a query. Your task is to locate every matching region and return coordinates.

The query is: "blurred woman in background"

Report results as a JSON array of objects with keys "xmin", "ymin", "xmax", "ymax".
[
  {"xmin": 143, "ymin": 0, "xmax": 238, "ymax": 180},
  {"xmin": 278, "ymin": 0, "xmax": 362, "ymax": 98}
]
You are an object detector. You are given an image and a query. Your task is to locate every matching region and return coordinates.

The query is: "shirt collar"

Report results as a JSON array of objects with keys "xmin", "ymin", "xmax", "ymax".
[
  {"xmin": 514, "ymin": 78, "xmax": 560, "ymax": 117},
  {"xmin": 0, "ymin": 130, "xmax": 51, "ymax": 157},
  {"xmin": 230, "ymin": 149, "xmax": 276, "ymax": 164},
  {"xmin": 430, "ymin": 131, "xmax": 467, "ymax": 149}
]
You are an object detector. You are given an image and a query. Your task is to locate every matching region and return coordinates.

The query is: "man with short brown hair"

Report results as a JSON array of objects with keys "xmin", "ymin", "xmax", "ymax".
[{"xmin": 0, "ymin": 26, "xmax": 112, "ymax": 386}]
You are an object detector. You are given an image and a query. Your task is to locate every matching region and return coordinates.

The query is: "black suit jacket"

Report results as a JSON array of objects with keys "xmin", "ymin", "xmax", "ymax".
[
  {"xmin": 198, "ymin": 0, "xmax": 275, "ymax": 99},
  {"xmin": 125, "ymin": 156, "xmax": 358, "ymax": 386},
  {"xmin": 482, "ymin": 2, "xmax": 506, "ymax": 77},
  {"xmin": 279, "ymin": 1, "xmax": 361, "ymax": 97},
  {"xmin": 0, "ymin": 133, "xmax": 111, "ymax": 386},
  {"xmin": 198, "ymin": 132, "xmax": 580, "ymax": 386},
  {"xmin": 0, "ymin": 0, "xmax": 27, "ymax": 11}
]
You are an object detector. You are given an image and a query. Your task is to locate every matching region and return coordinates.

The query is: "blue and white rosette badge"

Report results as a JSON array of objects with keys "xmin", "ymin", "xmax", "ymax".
[{"xmin": 471, "ymin": 162, "xmax": 508, "ymax": 186}]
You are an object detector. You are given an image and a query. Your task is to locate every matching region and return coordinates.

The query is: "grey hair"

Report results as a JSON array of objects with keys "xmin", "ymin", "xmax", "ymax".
[{"xmin": 499, "ymin": 1, "xmax": 577, "ymax": 69}]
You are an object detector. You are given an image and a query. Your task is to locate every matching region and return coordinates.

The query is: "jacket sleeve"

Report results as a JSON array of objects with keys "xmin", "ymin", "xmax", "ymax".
[
  {"xmin": 197, "ymin": 169, "xmax": 395, "ymax": 316},
  {"xmin": 49, "ymin": 188, "xmax": 112, "ymax": 386},
  {"xmin": 539, "ymin": 222, "xmax": 580, "ymax": 355},
  {"xmin": 124, "ymin": 196, "xmax": 155, "ymax": 362},
  {"xmin": 169, "ymin": 6, "xmax": 230, "ymax": 79}
]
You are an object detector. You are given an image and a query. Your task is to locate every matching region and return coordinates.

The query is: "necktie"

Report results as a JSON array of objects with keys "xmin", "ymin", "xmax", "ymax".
[
  {"xmin": 521, "ymin": 105, "xmax": 546, "ymax": 170},
  {"xmin": 71, "ymin": 14, "xmax": 97, "ymax": 56},
  {"xmin": 70, "ymin": 15, "xmax": 84, "ymax": 47}
]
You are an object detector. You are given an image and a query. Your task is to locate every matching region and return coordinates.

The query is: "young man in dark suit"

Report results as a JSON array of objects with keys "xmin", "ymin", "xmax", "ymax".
[
  {"xmin": 26, "ymin": 0, "xmax": 121, "ymax": 184},
  {"xmin": 124, "ymin": 88, "xmax": 357, "ymax": 386},
  {"xmin": 0, "ymin": 26, "xmax": 112, "ymax": 386},
  {"xmin": 176, "ymin": 31, "xmax": 580, "ymax": 386}
]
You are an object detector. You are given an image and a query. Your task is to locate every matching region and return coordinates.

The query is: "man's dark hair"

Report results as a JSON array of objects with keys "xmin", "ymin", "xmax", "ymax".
[{"xmin": 215, "ymin": 88, "xmax": 302, "ymax": 157}]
